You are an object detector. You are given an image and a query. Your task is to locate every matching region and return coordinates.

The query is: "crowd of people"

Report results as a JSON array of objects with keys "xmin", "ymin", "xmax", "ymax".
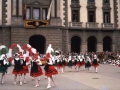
[{"xmin": 0, "ymin": 44, "xmax": 120, "ymax": 89}]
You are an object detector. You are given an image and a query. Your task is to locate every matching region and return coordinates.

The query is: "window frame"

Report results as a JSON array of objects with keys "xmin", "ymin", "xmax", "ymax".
[
  {"xmin": 32, "ymin": 8, "xmax": 40, "ymax": 20},
  {"xmin": 103, "ymin": 11, "xmax": 111, "ymax": 23},
  {"xmin": 103, "ymin": 0, "xmax": 109, "ymax": 3},
  {"xmin": 42, "ymin": 8, "xmax": 48, "ymax": 20},
  {"xmin": 71, "ymin": 8, "xmax": 80, "ymax": 22},
  {"xmin": 88, "ymin": 10, "xmax": 96, "ymax": 22},
  {"xmin": 88, "ymin": 0, "xmax": 95, "ymax": 3},
  {"xmin": 26, "ymin": 7, "xmax": 31, "ymax": 20}
]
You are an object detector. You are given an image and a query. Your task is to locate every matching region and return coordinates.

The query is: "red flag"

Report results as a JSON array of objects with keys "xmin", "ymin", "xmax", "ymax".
[{"xmin": 23, "ymin": 0, "xmax": 27, "ymax": 20}]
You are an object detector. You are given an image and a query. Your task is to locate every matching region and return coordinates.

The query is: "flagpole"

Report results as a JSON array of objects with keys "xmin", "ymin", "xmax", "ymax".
[
  {"xmin": 47, "ymin": 0, "xmax": 53, "ymax": 20},
  {"xmin": 23, "ymin": 0, "xmax": 27, "ymax": 20}
]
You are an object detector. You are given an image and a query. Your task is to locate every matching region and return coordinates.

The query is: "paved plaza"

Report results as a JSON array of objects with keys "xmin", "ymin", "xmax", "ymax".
[{"xmin": 0, "ymin": 64, "xmax": 120, "ymax": 90}]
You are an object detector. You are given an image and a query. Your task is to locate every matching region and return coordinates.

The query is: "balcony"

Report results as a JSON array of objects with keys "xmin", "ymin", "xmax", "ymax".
[
  {"xmin": 69, "ymin": 22, "xmax": 83, "ymax": 29},
  {"xmin": 102, "ymin": 23, "xmax": 114, "ymax": 30},
  {"xmin": 86, "ymin": 22, "xmax": 99, "ymax": 29}
]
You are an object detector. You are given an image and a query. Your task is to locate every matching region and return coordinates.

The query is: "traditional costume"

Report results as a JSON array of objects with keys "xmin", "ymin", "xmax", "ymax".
[
  {"xmin": 12, "ymin": 53, "xmax": 23, "ymax": 85},
  {"xmin": 92, "ymin": 54, "xmax": 99, "ymax": 73},
  {"xmin": 21, "ymin": 54, "xmax": 29, "ymax": 84},
  {"xmin": 44, "ymin": 44, "xmax": 58, "ymax": 89},
  {"xmin": 29, "ymin": 55, "xmax": 43, "ymax": 87},
  {"xmin": 85, "ymin": 56, "xmax": 92, "ymax": 72},
  {"xmin": 0, "ymin": 54, "xmax": 10, "ymax": 84},
  {"xmin": 67, "ymin": 54, "xmax": 73, "ymax": 71}
]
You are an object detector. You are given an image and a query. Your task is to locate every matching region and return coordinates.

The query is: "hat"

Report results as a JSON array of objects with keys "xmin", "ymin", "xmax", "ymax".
[{"xmin": 55, "ymin": 50, "xmax": 59, "ymax": 53}]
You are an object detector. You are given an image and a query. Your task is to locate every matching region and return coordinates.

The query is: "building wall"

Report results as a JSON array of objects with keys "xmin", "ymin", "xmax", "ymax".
[
  {"xmin": 0, "ymin": 0, "xmax": 120, "ymax": 53},
  {"xmin": 67, "ymin": 0, "xmax": 71, "ymax": 27},
  {"xmin": 96, "ymin": 0, "xmax": 103, "ymax": 28},
  {"xmin": 80, "ymin": 0, "xmax": 87, "ymax": 28},
  {"xmin": 11, "ymin": 27, "xmax": 63, "ymax": 51},
  {"xmin": 118, "ymin": 0, "xmax": 120, "ymax": 29},
  {"xmin": 0, "ymin": 0, "xmax": 2, "ymax": 25},
  {"xmin": 6, "ymin": 0, "xmax": 11, "ymax": 25},
  {"xmin": 110, "ymin": 0, "xmax": 114, "ymax": 24}
]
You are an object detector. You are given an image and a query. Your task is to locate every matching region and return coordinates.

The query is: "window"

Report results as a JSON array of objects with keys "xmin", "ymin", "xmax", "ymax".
[
  {"xmin": 33, "ymin": 8, "xmax": 40, "ymax": 20},
  {"xmin": 72, "ymin": 10, "xmax": 79, "ymax": 22},
  {"xmin": 88, "ymin": 0, "xmax": 94, "ymax": 2},
  {"xmin": 71, "ymin": 0, "xmax": 79, "ymax": 2},
  {"xmin": 42, "ymin": 8, "xmax": 48, "ymax": 20},
  {"xmin": 103, "ymin": 12, "xmax": 110, "ymax": 23},
  {"xmin": 26, "ymin": 8, "xmax": 30, "ymax": 19},
  {"xmin": 88, "ymin": 11, "xmax": 95, "ymax": 22},
  {"xmin": 103, "ymin": 0, "xmax": 109, "ymax": 3}
]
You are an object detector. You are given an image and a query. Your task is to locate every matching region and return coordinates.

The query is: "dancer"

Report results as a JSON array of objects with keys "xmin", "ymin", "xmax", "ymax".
[
  {"xmin": 85, "ymin": 56, "xmax": 92, "ymax": 72},
  {"xmin": 67, "ymin": 54, "xmax": 73, "ymax": 72},
  {"xmin": 0, "ymin": 54, "xmax": 10, "ymax": 84},
  {"xmin": 21, "ymin": 53, "xmax": 29, "ymax": 84},
  {"xmin": 92, "ymin": 54, "xmax": 99, "ymax": 73},
  {"xmin": 12, "ymin": 53, "xmax": 23, "ymax": 85},
  {"xmin": 29, "ymin": 54, "xmax": 43, "ymax": 87},
  {"xmin": 44, "ymin": 44, "xmax": 58, "ymax": 89}
]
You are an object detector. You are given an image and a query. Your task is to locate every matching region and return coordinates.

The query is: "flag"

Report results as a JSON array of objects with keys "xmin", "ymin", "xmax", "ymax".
[
  {"xmin": 23, "ymin": 0, "xmax": 27, "ymax": 20},
  {"xmin": 47, "ymin": 0, "xmax": 53, "ymax": 20},
  {"xmin": 45, "ymin": 44, "xmax": 54, "ymax": 61}
]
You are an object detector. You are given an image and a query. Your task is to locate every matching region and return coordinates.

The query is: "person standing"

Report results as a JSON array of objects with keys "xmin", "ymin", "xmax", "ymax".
[
  {"xmin": 0, "ymin": 54, "xmax": 10, "ymax": 84},
  {"xmin": 29, "ymin": 54, "xmax": 43, "ymax": 87},
  {"xmin": 12, "ymin": 53, "xmax": 23, "ymax": 85}
]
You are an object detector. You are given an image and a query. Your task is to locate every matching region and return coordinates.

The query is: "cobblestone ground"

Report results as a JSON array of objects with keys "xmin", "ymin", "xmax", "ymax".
[{"xmin": 0, "ymin": 64, "xmax": 120, "ymax": 90}]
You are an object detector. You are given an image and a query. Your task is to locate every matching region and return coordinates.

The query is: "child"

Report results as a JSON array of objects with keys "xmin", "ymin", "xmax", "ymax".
[
  {"xmin": 12, "ymin": 53, "xmax": 23, "ymax": 85},
  {"xmin": 29, "ymin": 54, "xmax": 43, "ymax": 87},
  {"xmin": 0, "ymin": 54, "xmax": 10, "ymax": 84}
]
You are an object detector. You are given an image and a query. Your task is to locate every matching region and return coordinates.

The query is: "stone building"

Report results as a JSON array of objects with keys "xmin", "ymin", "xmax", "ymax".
[{"xmin": 0, "ymin": 0, "xmax": 120, "ymax": 54}]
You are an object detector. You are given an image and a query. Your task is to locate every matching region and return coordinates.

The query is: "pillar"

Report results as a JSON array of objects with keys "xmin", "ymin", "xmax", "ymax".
[
  {"xmin": 81, "ymin": 42, "xmax": 87, "ymax": 53},
  {"xmin": 97, "ymin": 42, "xmax": 103, "ymax": 52}
]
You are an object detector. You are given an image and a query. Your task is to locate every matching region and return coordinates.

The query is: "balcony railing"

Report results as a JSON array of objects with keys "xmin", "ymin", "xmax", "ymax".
[
  {"xmin": 69, "ymin": 22, "xmax": 83, "ymax": 29},
  {"xmin": 102, "ymin": 23, "xmax": 114, "ymax": 29},
  {"xmin": 86, "ymin": 22, "xmax": 99, "ymax": 29}
]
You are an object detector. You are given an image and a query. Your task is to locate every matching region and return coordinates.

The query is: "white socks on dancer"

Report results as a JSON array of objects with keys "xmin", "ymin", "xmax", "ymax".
[
  {"xmin": 95, "ymin": 68, "xmax": 98, "ymax": 73},
  {"xmin": 61, "ymin": 68, "xmax": 64, "ymax": 73},
  {"xmin": 1, "ymin": 76, "xmax": 5, "ymax": 84},
  {"xmin": 19, "ymin": 76, "xmax": 22, "ymax": 86},
  {"xmin": 46, "ymin": 77, "xmax": 51, "ymax": 89}
]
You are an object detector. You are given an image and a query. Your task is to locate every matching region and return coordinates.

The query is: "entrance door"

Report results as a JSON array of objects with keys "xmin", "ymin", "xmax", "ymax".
[
  {"xmin": 71, "ymin": 36, "xmax": 81, "ymax": 53},
  {"xmin": 29, "ymin": 35, "xmax": 46, "ymax": 54},
  {"xmin": 87, "ymin": 36, "xmax": 97, "ymax": 52},
  {"xmin": 103, "ymin": 36, "xmax": 112, "ymax": 52}
]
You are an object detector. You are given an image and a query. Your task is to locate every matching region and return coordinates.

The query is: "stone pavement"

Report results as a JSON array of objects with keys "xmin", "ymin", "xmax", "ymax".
[{"xmin": 0, "ymin": 64, "xmax": 120, "ymax": 90}]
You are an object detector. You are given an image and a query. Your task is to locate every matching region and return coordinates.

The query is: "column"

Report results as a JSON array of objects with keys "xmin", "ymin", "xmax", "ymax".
[
  {"xmin": 51, "ymin": 0, "xmax": 55, "ymax": 17},
  {"xmin": 18, "ymin": 0, "xmax": 22, "ymax": 16},
  {"xmin": 0, "ymin": 0, "xmax": 2, "ymax": 25},
  {"xmin": 68, "ymin": 42, "xmax": 71, "ymax": 53},
  {"xmin": 12, "ymin": 0, "xmax": 17, "ymax": 16},
  {"xmin": 97, "ymin": 42, "xmax": 103, "ymax": 52},
  {"xmin": 81, "ymin": 42, "xmax": 87, "ymax": 53},
  {"xmin": 112, "ymin": 43, "xmax": 115, "ymax": 52},
  {"xmin": 57, "ymin": 0, "xmax": 60, "ymax": 17}
]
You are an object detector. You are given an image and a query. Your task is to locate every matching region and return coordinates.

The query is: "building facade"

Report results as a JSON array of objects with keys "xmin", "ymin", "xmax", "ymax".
[{"xmin": 0, "ymin": 0, "xmax": 120, "ymax": 54}]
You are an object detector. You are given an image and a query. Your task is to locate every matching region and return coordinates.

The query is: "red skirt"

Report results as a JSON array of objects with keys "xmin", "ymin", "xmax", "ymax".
[
  {"xmin": 92, "ymin": 63, "xmax": 99, "ymax": 68},
  {"xmin": 30, "ymin": 66, "xmax": 43, "ymax": 77},
  {"xmin": 22, "ymin": 66, "xmax": 29, "ymax": 74},
  {"xmin": 45, "ymin": 65, "xmax": 58, "ymax": 77},
  {"xmin": 12, "ymin": 69, "xmax": 23, "ymax": 75},
  {"xmin": 118, "ymin": 64, "xmax": 120, "ymax": 67},
  {"xmin": 81, "ymin": 61, "xmax": 85, "ymax": 66},
  {"xmin": 76, "ymin": 62, "xmax": 82, "ymax": 67}
]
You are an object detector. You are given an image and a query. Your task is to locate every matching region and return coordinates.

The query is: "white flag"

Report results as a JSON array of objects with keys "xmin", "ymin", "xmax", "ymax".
[{"xmin": 47, "ymin": 0, "xmax": 53, "ymax": 20}]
